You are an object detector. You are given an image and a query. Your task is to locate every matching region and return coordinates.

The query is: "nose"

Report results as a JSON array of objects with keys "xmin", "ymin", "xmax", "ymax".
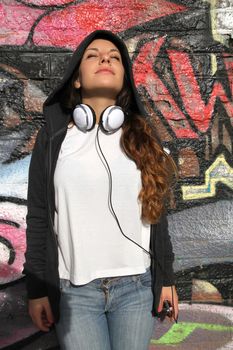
[{"xmin": 100, "ymin": 54, "xmax": 111, "ymax": 64}]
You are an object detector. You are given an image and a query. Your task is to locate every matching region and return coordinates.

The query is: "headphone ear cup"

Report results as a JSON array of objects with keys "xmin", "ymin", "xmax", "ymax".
[
  {"xmin": 73, "ymin": 104, "xmax": 96, "ymax": 132},
  {"xmin": 100, "ymin": 106, "xmax": 125, "ymax": 134}
]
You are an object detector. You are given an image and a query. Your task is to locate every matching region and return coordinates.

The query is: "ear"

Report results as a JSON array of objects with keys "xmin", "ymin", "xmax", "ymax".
[{"xmin": 74, "ymin": 79, "xmax": 81, "ymax": 89}]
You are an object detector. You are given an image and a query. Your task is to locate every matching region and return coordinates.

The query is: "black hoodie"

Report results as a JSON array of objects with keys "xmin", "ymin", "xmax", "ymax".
[
  {"xmin": 24, "ymin": 30, "xmax": 175, "ymax": 322},
  {"xmin": 43, "ymin": 29, "xmax": 150, "ymax": 137}
]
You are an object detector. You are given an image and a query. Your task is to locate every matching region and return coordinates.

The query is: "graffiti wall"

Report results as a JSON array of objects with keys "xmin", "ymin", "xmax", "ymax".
[{"xmin": 0, "ymin": 0, "xmax": 232, "ymax": 348}]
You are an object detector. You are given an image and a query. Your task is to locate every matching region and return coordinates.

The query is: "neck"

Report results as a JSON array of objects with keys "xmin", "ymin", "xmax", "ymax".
[{"xmin": 82, "ymin": 96, "xmax": 116, "ymax": 123}]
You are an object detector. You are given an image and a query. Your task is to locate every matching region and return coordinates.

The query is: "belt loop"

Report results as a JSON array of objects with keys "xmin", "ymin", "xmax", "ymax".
[{"xmin": 132, "ymin": 274, "xmax": 139, "ymax": 282}]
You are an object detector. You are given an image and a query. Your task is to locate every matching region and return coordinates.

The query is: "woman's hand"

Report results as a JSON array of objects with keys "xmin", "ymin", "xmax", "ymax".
[
  {"xmin": 157, "ymin": 285, "xmax": 179, "ymax": 322},
  {"xmin": 28, "ymin": 296, "xmax": 54, "ymax": 332}
]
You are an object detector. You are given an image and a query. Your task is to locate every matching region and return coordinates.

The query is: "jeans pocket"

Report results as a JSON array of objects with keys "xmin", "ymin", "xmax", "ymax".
[
  {"xmin": 138, "ymin": 269, "xmax": 152, "ymax": 288},
  {"xmin": 59, "ymin": 278, "xmax": 70, "ymax": 292}
]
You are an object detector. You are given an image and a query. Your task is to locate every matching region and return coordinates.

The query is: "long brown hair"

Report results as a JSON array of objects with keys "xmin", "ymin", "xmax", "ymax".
[
  {"xmin": 118, "ymin": 82, "xmax": 177, "ymax": 224},
  {"xmin": 61, "ymin": 74, "xmax": 177, "ymax": 224},
  {"xmin": 121, "ymin": 115, "xmax": 177, "ymax": 224}
]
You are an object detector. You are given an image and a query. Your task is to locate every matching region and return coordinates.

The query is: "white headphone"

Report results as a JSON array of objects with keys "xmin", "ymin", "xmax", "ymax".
[{"xmin": 73, "ymin": 104, "xmax": 125, "ymax": 133}]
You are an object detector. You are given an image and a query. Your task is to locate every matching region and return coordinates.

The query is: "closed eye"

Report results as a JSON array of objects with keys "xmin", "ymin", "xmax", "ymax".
[
  {"xmin": 111, "ymin": 56, "xmax": 120, "ymax": 61},
  {"xmin": 86, "ymin": 54, "xmax": 97, "ymax": 59},
  {"xmin": 86, "ymin": 54, "xmax": 121, "ymax": 61}
]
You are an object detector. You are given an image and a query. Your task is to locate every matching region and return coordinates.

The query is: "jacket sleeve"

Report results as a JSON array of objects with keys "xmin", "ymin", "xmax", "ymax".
[
  {"xmin": 160, "ymin": 213, "xmax": 176, "ymax": 286},
  {"xmin": 23, "ymin": 126, "xmax": 49, "ymax": 299}
]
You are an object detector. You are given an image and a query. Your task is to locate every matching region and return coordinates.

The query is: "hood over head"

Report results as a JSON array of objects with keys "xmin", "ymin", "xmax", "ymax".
[{"xmin": 43, "ymin": 30, "xmax": 149, "ymax": 135}]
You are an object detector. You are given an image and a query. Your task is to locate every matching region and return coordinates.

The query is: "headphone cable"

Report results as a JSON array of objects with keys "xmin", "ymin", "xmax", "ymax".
[{"xmin": 95, "ymin": 126, "xmax": 153, "ymax": 259}]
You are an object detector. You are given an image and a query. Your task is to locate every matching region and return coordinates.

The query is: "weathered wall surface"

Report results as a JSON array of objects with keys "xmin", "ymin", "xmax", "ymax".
[{"xmin": 0, "ymin": 0, "xmax": 233, "ymax": 349}]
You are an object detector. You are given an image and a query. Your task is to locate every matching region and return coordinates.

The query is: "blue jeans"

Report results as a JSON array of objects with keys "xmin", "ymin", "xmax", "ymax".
[{"xmin": 55, "ymin": 268, "xmax": 155, "ymax": 350}]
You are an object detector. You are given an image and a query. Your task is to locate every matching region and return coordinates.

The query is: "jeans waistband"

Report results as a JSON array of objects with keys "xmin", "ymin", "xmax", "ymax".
[{"xmin": 60, "ymin": 267, "xmax": 151, "ymax": 289}]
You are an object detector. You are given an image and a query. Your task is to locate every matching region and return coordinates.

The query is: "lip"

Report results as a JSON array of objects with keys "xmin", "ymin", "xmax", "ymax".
[{"xmin": 95, "ymin": 68, "xmax": 114, "ymax": 74}]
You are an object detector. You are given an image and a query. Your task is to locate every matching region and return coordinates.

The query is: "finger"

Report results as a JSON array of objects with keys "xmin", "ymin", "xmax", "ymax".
[
  {"xmin": 41, "ymin": 314, "xmax": 53, "ymax": 327},
  {"xmin": 44, "ymin": 302, "xmax": 54, "ymax": 325},
  {"xmin": 31, "ymin": 310, "xmax": 50, "ymax": 332},
  {"xmin": 174, "ymin": 304, "xmax": 179, "ymax": 321},
  {"xmin": 171, "ymin": 299, "xmax": 178, "ymax": 321},
  {"xmin": 168, "ymin": 293, "xmax": 179, "ymax": 320},
  {"xmin": 162, "ymin": 300, "xmax": 177, "ymax": 322},
  {"xmin": 157, "ymin": 299, "xmax": 164, "ymax": 313}
]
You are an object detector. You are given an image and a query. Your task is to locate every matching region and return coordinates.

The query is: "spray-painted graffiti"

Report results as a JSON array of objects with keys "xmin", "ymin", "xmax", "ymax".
[
  {"xmin": 133, "ymin": 40, "xmax": 233, "ymax": 137},
  {"xmin": 0, "ymin": 0, "xmax": 186, "ymax": 49},
  {"xmin": 150, "ymin": 304, "xmax": 233, "ymax": 350},
  {"xmin": 181, "ymin": 154, "xmax": 233, "ymax": 200},
  {"xmin": 0, "ymin": 0, "xmax": 233, "ymax": 348},
  {"xmin": 132, "ymin": 35, "xmax": 233, "ymax": 209}
]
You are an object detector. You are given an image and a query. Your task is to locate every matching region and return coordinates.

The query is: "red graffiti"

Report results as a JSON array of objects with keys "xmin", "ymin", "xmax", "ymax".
[
  {"xmin": 0, "ymin": 0, "xmax": 187, "ymax": 48},
  {"xmin": 133, "ymin": 41, "xmax": 233, "ymax": 138},
  {"xmin": 33, "ymin": 0, "xmax": 186, "ymax": 49},
  {"xmin": 223, "ymin": 54, "xmax": 233, "ymax": 95},
  {"xmin": 133, "ymin": 39, "xmax": 198, "ymax": 138},
  {"xmin": 168, "ymin": 51, "xmax": 233, "ymax": 133},
  {"xmin": 0, "ymin": 2, "xmax": 43, "ymax": 46}
]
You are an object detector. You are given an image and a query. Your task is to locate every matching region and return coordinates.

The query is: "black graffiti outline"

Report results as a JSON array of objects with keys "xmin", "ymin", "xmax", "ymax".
[
  {"xmin": 14, "ymin": 0, "xmax": 191, "ymax": 48},
  {"xmin": 133, "ymin": 36, "xmax": 201, "ymax": 139},
  {"xmin": 0, "ymin": 197, "xmax": 27, "ymax": 205},
  {"xmin": 13, "ymin": 0, "xmax": 84, "ymax": 47},
  {"xmin": 176, "ymin": 261, "xmax": 233, "ymax": 302},
  {"xmin": 0, "ymin": 232, "xmax": 16, "ymax": 266}
]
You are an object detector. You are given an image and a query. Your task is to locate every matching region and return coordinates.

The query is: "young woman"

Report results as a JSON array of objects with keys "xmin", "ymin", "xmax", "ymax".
[{"xmin": 24, "ymin": 29, "xmax": 178, "ymax": 350}]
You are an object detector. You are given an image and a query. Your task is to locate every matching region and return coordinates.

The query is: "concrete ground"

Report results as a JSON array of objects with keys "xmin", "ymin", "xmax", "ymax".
[
  {"xmin": 150, "ymin": 304, "xmax": 233, "ymax": 350},
  {"xmin": 1, "ymin": 303, "xmax": 232, "ymax": 350}
]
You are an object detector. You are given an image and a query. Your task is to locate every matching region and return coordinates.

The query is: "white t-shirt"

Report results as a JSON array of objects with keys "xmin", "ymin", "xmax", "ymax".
[{"xmin": 54, "ymin": 124, "xmax": 151, "ymax": 285}]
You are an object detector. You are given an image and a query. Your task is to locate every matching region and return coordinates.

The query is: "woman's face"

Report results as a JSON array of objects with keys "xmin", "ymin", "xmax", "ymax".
[{"xmin": 74, "ymin": 39, "xmax": 125, "ymax": 99}]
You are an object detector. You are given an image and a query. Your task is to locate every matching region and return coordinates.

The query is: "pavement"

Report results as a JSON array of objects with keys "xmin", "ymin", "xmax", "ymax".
[
  {"xmin": 31, "ymin": 303, "xmax": 233, "ymax": 350},
  {"xmin": 150, "ymin": 304, "xmax": 233, "ymax": 350},
  {"xmin": 1, "ymin": 293, "xmax": 233, "ymax": 349}
]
